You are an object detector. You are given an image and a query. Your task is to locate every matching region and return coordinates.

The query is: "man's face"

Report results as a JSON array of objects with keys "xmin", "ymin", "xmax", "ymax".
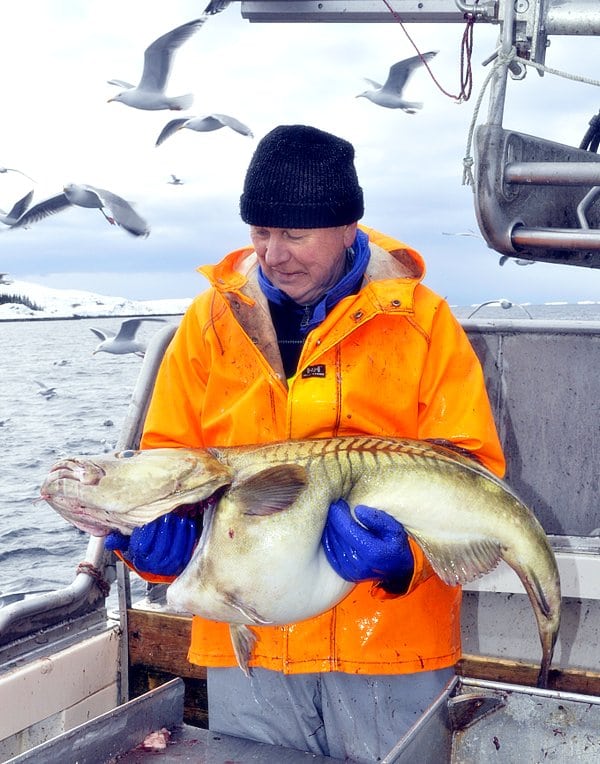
[{"xmin": 250, "ymin": 223, "xmax": 358, "ymax": 305}]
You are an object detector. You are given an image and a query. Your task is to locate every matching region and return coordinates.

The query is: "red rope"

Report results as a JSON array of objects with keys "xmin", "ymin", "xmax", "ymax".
[{"xmin": 381, "ymin": 0, "xmax": 477, "ymax": 103}]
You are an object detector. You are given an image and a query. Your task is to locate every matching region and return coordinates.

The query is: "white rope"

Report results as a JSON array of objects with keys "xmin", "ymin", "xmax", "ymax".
[
  {"xmin": 461, "ymin": 48, "xmax": 600, "ymax": 188},
  {"xmin": 523, "ymin": 58, "xmax": 600, "ymax": 89},
  {"xmin": 461, "ymin": 50, "xmax": 503, "ymax": 187}
]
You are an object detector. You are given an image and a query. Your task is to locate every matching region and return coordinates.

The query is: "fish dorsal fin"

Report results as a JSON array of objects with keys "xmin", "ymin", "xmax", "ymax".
[
  {"xmin": 231, "ymin": 464, "xmax": 307, "ymax": 516},
  {"xmin": 409, "ymin": 531, "xmax": 503, "ymax": 587}
]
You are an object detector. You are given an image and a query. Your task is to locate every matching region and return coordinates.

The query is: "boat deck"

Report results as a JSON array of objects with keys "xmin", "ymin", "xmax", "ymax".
[
  {"xmin": 117, "ymin": 724, "xmax": 339, "ymax": 763},
  {"xmin": 8, "ymin": 678, "xmax": 339, "ymax": 763},
  {"xmin": 10, "ymin": 673, "xmax": 600, "ymax": 763}
]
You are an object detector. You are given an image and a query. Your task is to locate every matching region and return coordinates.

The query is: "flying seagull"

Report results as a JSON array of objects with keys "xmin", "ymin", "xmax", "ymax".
[
  {"xmin": 356, "ymin": 51, "xmax": 437, "ymax": 112},
  {"xmin": 0, "ymin": 190, "xmax": 34, "ymax": 226},
  {"xmin": 499, "ymin": 254, "xmax": 536, "ymax": 267},
  {"xmin": 0, "ymin": 166, "xmax": 35, "ymax": 182},
  {"xmin": 34, "ymin": 380, "xmax": 57, "ymax": 399},
  {"xmin": 107, "ymin": 18, "xmax": 207, "ymax": 111},
  {"xmin": 90, "ymin": 318, "xmax": 168, "ymax": 357},
  {"xmin": 156, "ymin": 113, "xmax": 254, "ymax": 146},
  {"xmin": 11, "ymin": 183, "xmax": 150, "ymax": 238},
  {"xmin": 168, "ymin": 174, "xmax": 184, "ymax": 185}
]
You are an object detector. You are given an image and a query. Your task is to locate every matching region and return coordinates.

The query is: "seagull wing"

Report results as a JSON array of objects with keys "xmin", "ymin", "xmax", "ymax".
[
  {"xmin": 155, "ymin": 118, "xmax": 190, "ymax": 146},
  {"xmin": 89, "ymin": 327, "xmax": 114, "ymax": 341},
  {"xmin": 107, "ymin": 79, "xmax": 136, "ymax": 89},
  {"xmin": 86, "ymin": 185, "xmax": 150, "ymax": 238},
  {"xmin": 114, "ymin": 319, "xmax": 143, "ymax": 341},
  {"xmin": 382, "ymin": 51, "xmax": 437, "ymax": 95},
  {"xmin": 0, "ymin": 166, "xmax": 35, "ymax": 182},
  {"xmin": 9, "ymin": 190, "xmax": 34, "ymax": 219},
  {"xmin": 11, "ymin": 193, "xmax": 71, "ymax": 229},
  {"xmin": 363, "ymin": 78, "xmax": 383, "ymax": 90},
  {"xmin": 1, "ymin": 190, "xmax": 34, "ymax": 225},
  {"xmin": 212, "ymin": 114, "xmax": 254, "ymax": 137},
  {"xmin": 139, "ymin": 18, "xmax": 207, "ymax": 92},
  {"xmin": 203, "ymin": 0, "xmax": 232, "ymax": 13},
  {"xmin": 116, "ymin": 317, "xmax": 166, "ymax": 340}
]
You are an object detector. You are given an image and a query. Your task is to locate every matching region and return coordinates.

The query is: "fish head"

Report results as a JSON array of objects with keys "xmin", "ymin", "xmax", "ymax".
[{"xmin": 40, "ymin": 447, "xmax": 233, "ymax": 536}]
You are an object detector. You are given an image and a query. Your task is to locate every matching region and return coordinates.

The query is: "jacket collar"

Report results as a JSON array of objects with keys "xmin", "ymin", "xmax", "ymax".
[
  {"xmin": 198, "ymin": 226, "xmax": 425, "ymax": 305},
  {"xmin": 196, "ymin": 229, "xmax": 426, "ymax": 384}
]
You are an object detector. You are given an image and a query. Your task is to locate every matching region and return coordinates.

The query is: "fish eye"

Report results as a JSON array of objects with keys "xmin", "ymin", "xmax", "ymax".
[{"xmin": 116, "ymin": 449, "xmax": 138, "ymax": 459}]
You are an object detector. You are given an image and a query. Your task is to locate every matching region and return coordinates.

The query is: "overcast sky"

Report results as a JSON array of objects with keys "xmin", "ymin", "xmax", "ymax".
[{"xmin": 1, "ymin": 0, "xmax": 600, "ymax": 305}]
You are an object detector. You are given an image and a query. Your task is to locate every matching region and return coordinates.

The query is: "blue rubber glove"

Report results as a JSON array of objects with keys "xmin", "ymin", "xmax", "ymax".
[
  {"xmin": 105, "ymin": 514, "xmax": 198, "ymax": 576},
  {"xmin": 322, "ymin": 500, "xmax": 414, "ymax": 594}
]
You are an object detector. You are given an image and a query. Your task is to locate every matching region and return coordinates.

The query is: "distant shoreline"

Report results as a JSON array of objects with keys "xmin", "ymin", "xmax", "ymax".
[{"xmin": 0, "ymin": 312, "xmax": 186, "ymax": 324}]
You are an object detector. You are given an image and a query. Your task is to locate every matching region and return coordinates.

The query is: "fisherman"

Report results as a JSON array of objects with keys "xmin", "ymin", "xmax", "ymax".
[{"xmin": 107, "ymin": 124, "xmax": 506, "ymax": 763}]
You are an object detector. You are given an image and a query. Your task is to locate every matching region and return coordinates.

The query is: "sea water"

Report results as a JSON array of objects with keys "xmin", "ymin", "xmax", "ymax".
[
  {"xmin": 1, "ymin": 304, "xmax": 600, "ymax": 604},
  {"xmin": 0, "ymin": 316, "xmax": 181, "ymax": 604}
]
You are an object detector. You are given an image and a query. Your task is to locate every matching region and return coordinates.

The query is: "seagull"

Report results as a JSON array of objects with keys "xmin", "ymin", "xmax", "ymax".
[
  {"xmin": 107, "ymin": 18, "xmax": 207, "ymax": 111},
  {"xmin": 90, "ymin": 318, "xmax": 168, "ymax": 357},
  {"xmin": 156, "ymin": 113, "xmax": 254, "ymax": 146},
  {"xmin": 168, "ymin": 174, "xmax": 184, "ymax": 185},
  {"xmin": 356, "ymin": 51, "xmax": 437, "ymax": 112},
  {"xmin": 11, "ymin": 183, "xmax": 150, "ymax": 237},
  {"xmin": 442, "ymin": 230, "xmax": 482, "ymax": 239},
  {"xmin": 467, "ymin": 299, "xmax": 533, "ymax": 319},
  {"xmin": 499, "ymin": 255, "xmax": 536, "ymax": 267},
  {"xmin": 0, "ymin": 190, "xmax": 34, "ymax": 226},
  {"xmin": 34, "ymin": 380, "xmax": 57, "ymax": 399},
  {"xmin": 0, "ymin": 166, "xmax": 35, "ymax": 182}
]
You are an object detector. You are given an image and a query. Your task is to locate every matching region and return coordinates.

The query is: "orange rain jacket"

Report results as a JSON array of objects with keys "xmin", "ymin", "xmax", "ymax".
[{"xmin": 139, "ymin": 226, "xmax": 505, "ymax": 675}]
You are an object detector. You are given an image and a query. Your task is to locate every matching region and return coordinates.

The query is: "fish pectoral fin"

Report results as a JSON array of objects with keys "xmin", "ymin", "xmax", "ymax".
[
  {"xmin": 410, "ymin": 532, "xmax": 502, "ymax": 587},
  {"xmin": 233, "ymin": 464, "xmax": 307, "ymax": 516},
  {"xmin": 229, "ymin": 624, "xmax": 258, "ymax": 677}
]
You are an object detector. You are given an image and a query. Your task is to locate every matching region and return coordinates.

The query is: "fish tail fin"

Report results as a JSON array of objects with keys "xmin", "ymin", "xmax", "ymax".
[{"xmin": 511, "ymin": 562, "xmax": 561, "ymax": 689}]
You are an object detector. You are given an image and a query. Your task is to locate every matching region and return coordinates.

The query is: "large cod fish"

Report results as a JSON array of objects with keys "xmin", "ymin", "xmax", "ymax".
[{"xmin": 41, "ymin": 436, "xmax": 561, "ymax": 686}]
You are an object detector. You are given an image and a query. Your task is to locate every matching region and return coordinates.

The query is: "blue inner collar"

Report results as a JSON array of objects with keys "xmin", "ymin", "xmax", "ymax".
[{"xmin": 257, "ymin": 228, "xmax": 370, "ymax": 333}]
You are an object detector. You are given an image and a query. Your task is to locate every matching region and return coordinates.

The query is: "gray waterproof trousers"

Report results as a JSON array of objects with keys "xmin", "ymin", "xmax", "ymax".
[{"xmin": 207, "ymin": 665, "xmax": 455, "ymax": 762}]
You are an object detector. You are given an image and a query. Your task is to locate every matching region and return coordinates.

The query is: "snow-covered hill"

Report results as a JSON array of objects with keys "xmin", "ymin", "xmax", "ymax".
[{"xmin": 0, "ymin": 279, "xmax": 192, "ymax": 319}]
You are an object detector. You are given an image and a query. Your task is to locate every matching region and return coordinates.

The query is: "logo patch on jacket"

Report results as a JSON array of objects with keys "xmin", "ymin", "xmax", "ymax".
[{"xmin": 301, "ymin": 364, "xmax": 326, "ymax": 379}]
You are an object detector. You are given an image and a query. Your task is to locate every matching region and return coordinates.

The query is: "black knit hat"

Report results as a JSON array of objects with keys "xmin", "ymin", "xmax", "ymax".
[{"xmin": 240, "ymin": 124, "xmax": 364, "ymax": 228}]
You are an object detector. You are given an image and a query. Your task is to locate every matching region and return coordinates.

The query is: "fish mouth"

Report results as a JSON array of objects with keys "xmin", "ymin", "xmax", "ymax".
[
  {"xmin": 40, "ymin": 467, "xmax": 223, "ymax": 538},
  {"xmin": 40, "ymin": 458, "xmax": 111, "ymax": 535}
]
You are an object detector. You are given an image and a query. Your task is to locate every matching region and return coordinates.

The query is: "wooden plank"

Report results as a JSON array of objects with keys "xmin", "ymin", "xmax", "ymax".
[
  {"xmin": 127, "ymin": 608, "xmax": 206, "ymax": 679},
  {"xmin": 127, "ymin": 609, "xmax": 208, "ymax": 727},
  {"xmin": 458, "ymin": 654, "xmax": 600, "ymax": 696}
]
